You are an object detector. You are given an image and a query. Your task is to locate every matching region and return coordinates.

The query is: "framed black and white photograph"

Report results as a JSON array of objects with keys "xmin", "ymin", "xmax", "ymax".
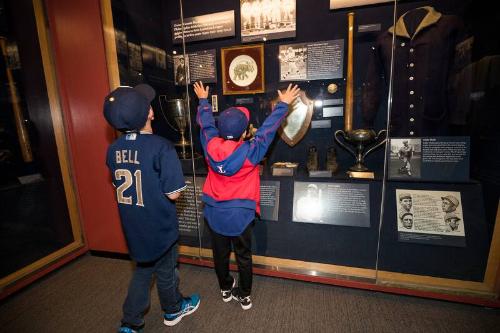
[
  {"xmin": 240, "ymin": 0, "xmax": 296, "ymax": 43},
  {"xmin": 279, "ymin": 45, "xmax": 307, "ymax": 80},
  {"xmin": 173, "ymin": 55, "xmax": 189, "ymax": 86},
  {"xmin": 389, "ymin": 138, "xmax": 422, "ymax": 179}
]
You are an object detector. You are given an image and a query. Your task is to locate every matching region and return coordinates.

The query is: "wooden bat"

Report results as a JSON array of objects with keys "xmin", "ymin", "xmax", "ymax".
[
  {"xmin": 0, "ymin": 37, "xmax": 33, "ymax": 162},
  {"xmin": 344, "ymin": 12, "xmax": 354, "ymax": 133}
]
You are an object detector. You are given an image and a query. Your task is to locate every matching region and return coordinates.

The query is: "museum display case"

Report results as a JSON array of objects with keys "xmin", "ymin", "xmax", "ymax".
[
  {"xmin": 0, "ymin": 0, "xmax": 85, "ymax": 296},
  {"xmin": 101, "ymin": 0, "xmax": 500, "ymax": 304}
]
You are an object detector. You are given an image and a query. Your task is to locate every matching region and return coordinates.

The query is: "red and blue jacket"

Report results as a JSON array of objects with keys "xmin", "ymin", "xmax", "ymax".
[{"xmin": 196, "ymin": 98, "xmax": 289, "ymax": 235}]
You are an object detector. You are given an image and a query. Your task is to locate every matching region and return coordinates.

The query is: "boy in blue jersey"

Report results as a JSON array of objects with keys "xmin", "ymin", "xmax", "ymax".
[
  {"xmin": 104, "ymin": 84, "xmax": 200, "ymax": 332},
  {"xmin": 193, "ymin": 81, "xmax": 299, "ymax": 310}
]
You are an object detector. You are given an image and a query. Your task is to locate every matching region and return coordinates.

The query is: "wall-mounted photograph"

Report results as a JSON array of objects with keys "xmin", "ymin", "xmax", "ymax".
[{"xmin": 240, "ymin": 0, "xmax": 296, "ymax": 42}]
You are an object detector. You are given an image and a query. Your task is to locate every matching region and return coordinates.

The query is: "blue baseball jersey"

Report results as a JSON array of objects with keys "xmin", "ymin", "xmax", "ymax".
[{"xmin": 106, "ymin": 132, "xmax": 186, "ymax": 262}]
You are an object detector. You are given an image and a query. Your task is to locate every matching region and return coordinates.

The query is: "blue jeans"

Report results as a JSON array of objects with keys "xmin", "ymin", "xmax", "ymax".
[{"xmin": 122, "ymin": 243, "xmax": 183, "ymax": 327}]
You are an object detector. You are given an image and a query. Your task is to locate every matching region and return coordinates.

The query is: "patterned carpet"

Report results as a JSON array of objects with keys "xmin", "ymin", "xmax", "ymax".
[{"xmin": 1, "ymin": 254, "xmax": 499, "ymax": 332}]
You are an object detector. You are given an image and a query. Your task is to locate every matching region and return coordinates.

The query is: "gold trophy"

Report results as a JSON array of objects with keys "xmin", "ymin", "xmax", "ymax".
[{"xmin": 334, "ymin": 12, "xmax": 386, "ymax": 178}]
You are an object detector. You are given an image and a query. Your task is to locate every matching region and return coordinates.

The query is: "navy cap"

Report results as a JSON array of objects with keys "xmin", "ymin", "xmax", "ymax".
[
  {"xmin": 103, "ymin": 84, "xmax": 156, "ymax": 131},
  {"xmin": 218, "ymin": 107, "xmax": 250, "ymax": 140}
]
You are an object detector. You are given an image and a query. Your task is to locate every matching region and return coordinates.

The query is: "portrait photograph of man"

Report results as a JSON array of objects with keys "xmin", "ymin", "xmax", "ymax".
[
  {"xmin": 173, "ymin": 55, "xmax": 189, "ymax": 86},
  {"xmin": 399, "ymin": 212, "xmax": 414, "ymax": 230},
  {"xmin": 294, "ymin": 183, "xmax": 323, "ymax": 222}
]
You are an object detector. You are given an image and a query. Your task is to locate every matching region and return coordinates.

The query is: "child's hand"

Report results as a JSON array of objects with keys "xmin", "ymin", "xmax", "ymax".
[
  {"xmin": 244, "ymin": 123, "xmax": 258, "ymax": 140},
  {"xmin": 193, "ymin": 81, "xmax": 209, "ymax": 99},
  {"xmin": 277, "ymin": 84, "xmax": 300, "ymax": 104}
]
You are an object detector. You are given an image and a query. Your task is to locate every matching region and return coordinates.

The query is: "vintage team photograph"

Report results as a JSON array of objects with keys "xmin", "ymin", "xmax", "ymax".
[{"xmin": 240, "ymin": 0, "xmax": 296, "ymax": 42}]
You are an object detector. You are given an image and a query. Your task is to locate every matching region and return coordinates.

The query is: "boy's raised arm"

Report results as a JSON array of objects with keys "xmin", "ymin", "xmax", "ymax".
[
  {"xmin": 247, "ymin": 84, "xmax": 300, "ymax": 164},
  {"xmin": 194, "ymin": 81, "xmax": 218, "ymax": 149}
]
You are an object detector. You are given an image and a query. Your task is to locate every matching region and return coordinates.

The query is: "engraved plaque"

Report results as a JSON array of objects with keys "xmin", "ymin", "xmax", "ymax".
[{"xmin": 273, "ymin": 91, "xmax": 313, "ymax": 147}]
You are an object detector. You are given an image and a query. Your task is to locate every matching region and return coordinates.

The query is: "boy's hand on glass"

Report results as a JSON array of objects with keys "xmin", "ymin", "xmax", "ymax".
[
  {"xmin": 193, "ymin": 81, "xmax": 209, "ymax": 99},
  {"xmin": 278, "ymin": 84, "xmax": 300, "ymax": 105}
]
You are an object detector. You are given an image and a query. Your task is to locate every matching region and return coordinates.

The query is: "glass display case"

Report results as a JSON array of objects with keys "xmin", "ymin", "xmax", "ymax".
[
  {"xmin": 0, "ymin": 0, "xmax": 84, "ymax": 294},
  {"xmin": 102, "ymin": 0, "xmax": 500, "ymax": 303}
]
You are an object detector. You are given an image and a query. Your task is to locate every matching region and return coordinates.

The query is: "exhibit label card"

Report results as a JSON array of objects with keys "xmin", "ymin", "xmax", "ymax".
[
  {"xmin": 241, "ymin": 0, "xmax": 296, "ymax": 42},
  {"xmin": 279, "ymin": 40, "xmax": 344, "ymax": 81},
  {"xmin": 260, "ymin": 180, "xmax": 280, "ymax": 221},
  {"xmin": 396, "ymin": 189, "xmax": 466, "ymax": 247},
  {"xmin": 388, "ymin": 137, "xmax": 470, "ymax": 182},
  {"xmin": 176, "ymin": 177, "xmax": 205, "ymax": 237},
  {"xmin": 173, "ymin": 50, "xmax": 217, "ymax": 86},
  {"xmin": 171, "ymin": 10, "xmax": 235, "ymax": 44},
  {"xmin": 293, "ymin": 182, "xmax": 370, "ymax": 227}
]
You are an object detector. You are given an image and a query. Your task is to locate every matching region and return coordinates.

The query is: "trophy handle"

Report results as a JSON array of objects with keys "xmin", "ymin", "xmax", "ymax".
[
  {"xmin": 158, "ymin": 95, "xmax": 180, "ymax": 132},
  {"xmin": 334, "ymin": 129, "xmax": 357, "ymax": 159},
  {"xmin": 362, "ymin": 129, "xmax": 387, "ymax": 159}
]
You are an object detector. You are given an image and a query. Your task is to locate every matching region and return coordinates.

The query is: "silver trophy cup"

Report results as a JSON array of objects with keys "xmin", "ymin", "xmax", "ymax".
[
  {"xmin": 159, "ymin": 97, "xmax": 192, "ymax": 159},
  {"xmin": 334, "ymin": 129, "xmax": 387, "ymax": 176}
]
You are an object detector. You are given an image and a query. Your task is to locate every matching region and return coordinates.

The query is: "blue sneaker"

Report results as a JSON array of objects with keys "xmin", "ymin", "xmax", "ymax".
[
  {"xmin": 118, "ymin": 326, "xmax": 143, "ymax": 333},
  {"xmin": 163, "ymin": 294, "xmax": 200, "ymax": 326}
]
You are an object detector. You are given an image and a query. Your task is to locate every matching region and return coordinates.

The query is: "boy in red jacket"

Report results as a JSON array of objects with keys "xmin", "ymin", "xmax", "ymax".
[{"xmin": 193, "ymin": 81, "xmax": 299, "ymax": 310}]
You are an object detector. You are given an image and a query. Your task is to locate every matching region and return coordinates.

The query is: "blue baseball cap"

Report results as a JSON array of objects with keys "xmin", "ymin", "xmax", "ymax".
[
  {"xmin": 103, "ymin": 84, "xmax": 156, "ymax": 131},
  {"xmin": 218, "ymin": 107, "xmax": 250, "ymax": 140}
]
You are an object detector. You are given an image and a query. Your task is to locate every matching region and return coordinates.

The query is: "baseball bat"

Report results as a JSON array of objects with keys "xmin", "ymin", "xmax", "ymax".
[
  {"xmin": 0, "ymin": 37, "xmax": 33, "ymax": 162},
  {"xmin": 344, "ymin": 12, "xmax": 354, "ymax": 133}
]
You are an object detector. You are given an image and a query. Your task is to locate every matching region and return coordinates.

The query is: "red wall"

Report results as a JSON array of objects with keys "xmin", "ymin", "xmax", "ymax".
[{"xmin": 45, "ymin": 0, "xmax": 127, "ymax": 254}]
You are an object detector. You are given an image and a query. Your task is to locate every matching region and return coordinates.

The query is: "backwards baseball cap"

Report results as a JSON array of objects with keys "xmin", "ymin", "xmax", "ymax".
[
  {"xmin": 218, "ymin": 106, "xmax": 250, "ymax": 140},
  {"xmin": 103, "ymin": 84, "xmax": 156, "ymax": 131},
  {"xmin": 441, "ymin": 195, "xmax": 459, "ymax": 207}
]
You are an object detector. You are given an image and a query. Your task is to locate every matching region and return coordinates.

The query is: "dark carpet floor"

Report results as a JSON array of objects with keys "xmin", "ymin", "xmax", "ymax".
[{"xmin": 1, "ymin": 254, "xmax": 499, "ymax": 332}]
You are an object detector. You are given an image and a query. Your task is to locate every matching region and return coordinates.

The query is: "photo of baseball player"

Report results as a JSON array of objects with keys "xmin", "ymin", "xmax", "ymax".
[
  {"xmin": 389, "ymin": 138, "xmax": 422, "ymax": 178},
  {"xmin": 279, "ymin": 45, "xmax": 307, "ymax": 80}
]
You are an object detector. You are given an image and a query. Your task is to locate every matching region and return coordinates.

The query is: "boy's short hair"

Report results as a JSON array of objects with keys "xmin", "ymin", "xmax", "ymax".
[
  {"xmin": 218, "ymin": 106, "xmax": 250, "ymax": 140},
  {"xmin": 103, "ymin": 84, "xmax": 156, "ymax": 131}
]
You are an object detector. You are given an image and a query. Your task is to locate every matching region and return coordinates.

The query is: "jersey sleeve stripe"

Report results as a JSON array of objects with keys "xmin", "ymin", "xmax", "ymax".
[{"xmin": 165, "ymin": 184, "xmax": 187, "ymax": 195}]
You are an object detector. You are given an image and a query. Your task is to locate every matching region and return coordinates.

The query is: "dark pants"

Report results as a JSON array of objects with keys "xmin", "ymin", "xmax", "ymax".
[
  {"xmin": 209, "ymin": 222, "xmax": 253, "ymax": 298},
  {"xmin": 122, "ymin": 243, "xmax": 183, "ymax": 327}
]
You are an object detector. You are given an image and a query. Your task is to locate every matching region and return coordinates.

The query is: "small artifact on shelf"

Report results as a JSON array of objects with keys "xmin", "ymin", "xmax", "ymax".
[
  {"xmin": 271, "ymin": 161, "xmax": 298, "ymax": 176},
  {"xmin": 327, "ymin": 83, "xmax": 338, "ymax": 94},
  {"xmin": 307, "ymin": 145, "xmax": 332, "ymax": 178},
  {"xmin": 326, "ymin": 146, "xmax": 339, "ymax": 175},
  {"xmin": 306, "ymin": 146, "xmax": 319, "ymax": 172}
]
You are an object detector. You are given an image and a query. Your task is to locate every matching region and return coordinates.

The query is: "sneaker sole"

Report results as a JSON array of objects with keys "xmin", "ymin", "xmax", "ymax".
[
  {"xmin": 221, "ymin": 278, "xmax": 236, "ymax": 303},
  {"xmin": 163, "ymin": 300, "xmax": 200, "ymax": 327},
  {"xmin": 241, "ymin": 302, "xmax": 252, "ymax": 310},
  {"xmin": 231, "ymin": 295, "xmax": 252, "ymax": 310}
]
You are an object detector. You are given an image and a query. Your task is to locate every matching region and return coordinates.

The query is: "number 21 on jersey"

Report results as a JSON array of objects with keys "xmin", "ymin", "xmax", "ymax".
[{"xmin": 114, "ymin": 169, "xmax": 144, "ymax": 206}]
